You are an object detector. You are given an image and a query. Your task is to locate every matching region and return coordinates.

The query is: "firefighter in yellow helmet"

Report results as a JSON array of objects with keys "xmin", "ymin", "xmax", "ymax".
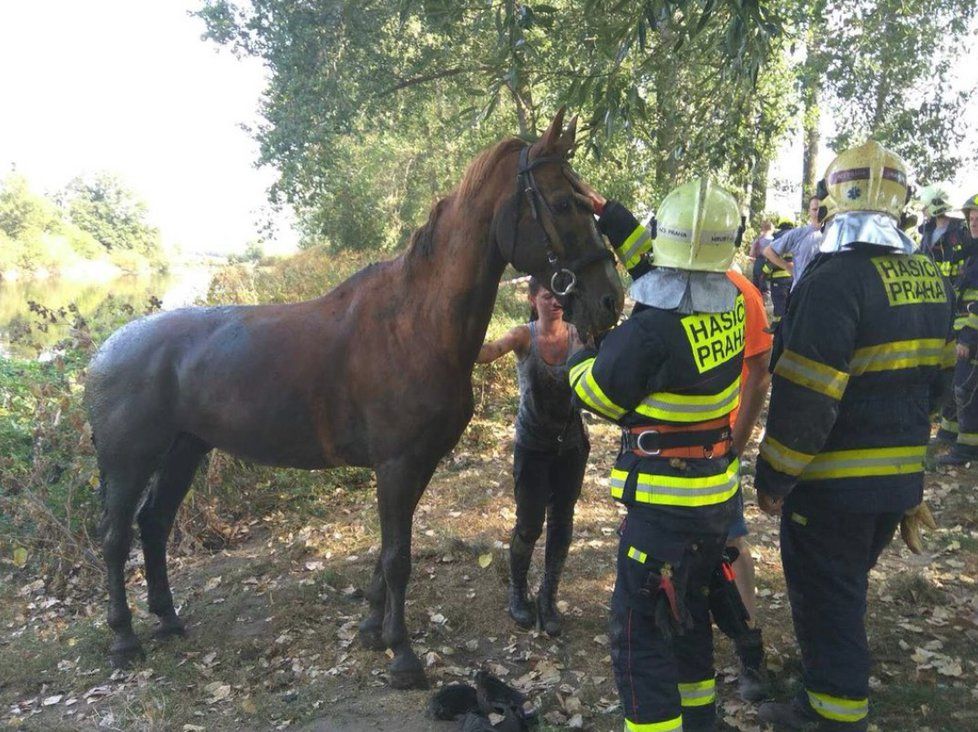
[
  {"xmin": 566, "ymin": 178, "xmax": 747, "ymax": 731},
  {"xmin": 755, "ymin": 141, "xmax": 954, "ymax": 731},
  {"xmin": 919, "ymin": 184, "xmax": 973, "ymax": 279},
  {"xmin": 939, "ymin": 192, "xmax": 978, "ymax": 464}
]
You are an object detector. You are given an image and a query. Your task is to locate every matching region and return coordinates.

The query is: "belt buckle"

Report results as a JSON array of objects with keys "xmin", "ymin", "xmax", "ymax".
[{"xmin": 636, "ymin": 429, "xmax": 660, "ymax": 456}]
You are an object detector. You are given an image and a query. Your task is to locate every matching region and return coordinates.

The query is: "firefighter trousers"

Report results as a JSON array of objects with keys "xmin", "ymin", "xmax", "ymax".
[
  {"xmin": 952, "ymin": 354, "xmax": 978, "ymax": 455},
  {"xmin": 609, "ymin": 512, "xmax": 725, "ymax": 730},
  {"xmin": 769, "ymin": 277, "xmax": 791, "ymax": 324},
  {"xmin": 780, "ymin": 495, "xmax": 902, "ymax": 730}
]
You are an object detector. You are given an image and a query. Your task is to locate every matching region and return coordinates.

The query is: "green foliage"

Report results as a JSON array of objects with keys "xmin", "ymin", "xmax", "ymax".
[
  {"xmin": 790, "ymin": 0, "xmax": 977, "ymax": 186},
  {"xmin": 206, "ymin": 245, "xmax": 380, "ymax": 304},
  {"xmin": 196, "ymin": 0, "xmax": 791, "ymax": 240},
  {"xmin": 0, "ymin": 174, "xmax": 62, "ymax": 240},
  {"xmin": 0, "ymin": 172, "xmax": 165, "ymax": 276},
  {"xmin": 61, "ymin": 172, "xmax": 163, "ymax": 260}
]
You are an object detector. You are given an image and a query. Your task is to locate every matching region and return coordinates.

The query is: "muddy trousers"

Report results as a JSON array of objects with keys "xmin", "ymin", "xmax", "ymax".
[
  {"xmin": 780, "ymin": 497, "xmax": 903, "ymax": 730},
  {"xmin": 512, "ymin": 442, "xmax": 588, "ymax": 549},
  {"xmin": 769, "ymin": 277, "xmax": 791, "ymax": 324},
  {"xmin": 947, "ymin": 355, "xmax": 978, "ymax": 456},
  {"xmin": 610, "ymin": 514, "xmax": 725, "ymax": 731}
]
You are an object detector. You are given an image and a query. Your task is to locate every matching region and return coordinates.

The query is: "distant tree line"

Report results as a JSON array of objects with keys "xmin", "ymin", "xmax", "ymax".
[{"xmin": 0, "ymin": 172, "xmax": 165, "ymax": 277}]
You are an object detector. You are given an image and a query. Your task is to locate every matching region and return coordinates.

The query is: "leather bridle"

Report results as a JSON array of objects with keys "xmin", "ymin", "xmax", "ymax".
[{"xmin": 503, "ymin": 145, "xmax": 615, "ymax": 297}]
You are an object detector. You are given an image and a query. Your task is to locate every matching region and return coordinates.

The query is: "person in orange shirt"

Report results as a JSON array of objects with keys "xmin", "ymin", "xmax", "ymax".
[{"xmin": 726, "ymin": 267, "xmax": 773, "ymax": 701}]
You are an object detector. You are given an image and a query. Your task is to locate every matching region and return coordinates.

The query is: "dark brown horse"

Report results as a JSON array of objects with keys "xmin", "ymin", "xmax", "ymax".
[{"xmin": 84, "ymin": 110, "xmax": 623, "ymax": 688}]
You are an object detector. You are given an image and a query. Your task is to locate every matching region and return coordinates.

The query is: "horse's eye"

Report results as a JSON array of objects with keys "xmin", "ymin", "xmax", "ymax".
[{"xmin": 555, "ymin": 197, "xmax": 572, "ymax": 213}]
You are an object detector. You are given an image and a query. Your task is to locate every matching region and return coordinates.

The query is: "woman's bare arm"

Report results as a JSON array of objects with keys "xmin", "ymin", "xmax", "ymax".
[{"xmin": 477, "ymin": 325, "xmax": 530, "ymax": 364}]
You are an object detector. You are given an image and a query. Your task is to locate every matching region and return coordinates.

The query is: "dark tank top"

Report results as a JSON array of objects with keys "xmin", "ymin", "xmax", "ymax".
[{"xmin": 515, "ymin": 321, "xmax": 587, "ymax": 452}]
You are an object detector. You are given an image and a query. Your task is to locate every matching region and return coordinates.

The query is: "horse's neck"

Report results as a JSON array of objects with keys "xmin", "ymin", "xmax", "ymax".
[{"xmin": 407, "ymin": 204, "xmax": 506, "ymax": 365}]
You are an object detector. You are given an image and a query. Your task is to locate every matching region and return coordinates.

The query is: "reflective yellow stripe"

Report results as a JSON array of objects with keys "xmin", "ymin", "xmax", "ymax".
[
  {"xmin": 568, "ymin": 358, "xmax": 591, "ymax": 387},
  {"xmin": 941, "ymin": 418, "xmax": 959, "ymax": 433},
  {"xmin": 850, "ymin": 338, "xmax": 949, "ymax": 373},
  {"xmin": 636, "ymin": 378, "xmax": 740, "ymax": 422},
  {"xmin": 938, "ymin": 340, "xmax": 958, "ymax": 368},
  {"xmin": 763, "ymin": 438, "xmax": 927, "ymax": 480},
  {"xmin": 802, "ymin": 445, "xmax": 926, "ymax": 480},
  {"xmin": 759, "ymin": 436, "xmax": 813, "ymax": 477},
  {"xmin": 678, "ymin": 678, "xmax": 716, "ymax": 707},
  {"xmin": 964, "ymin": 314, "xmax": 978, "ymax": 331},
  {"xmin": 807, "ymin": 690, "xmax": 868, "ymax": 723},
  {"xmin": 775, "ymin": 349, "xmax": 849, "ymax": 399},
  {"xmin": 625, "ymin": 715, "xmax": 683, "ymax": 731},
  {"xmin": 961, "ymin": 288, "xmax": 978, "ymax": 302},
  {"xmin": 954, "ymin": 315, "xmax": 968, "ymax": 331},
  {"xmin": 627, "ymin": 546, "xmax": 647, "ymax": 564},
  {"xmin": 610, "ymin": 468, "xmax": 628, "ymax": 499},
  {"xmin": 572, "ymin": 363, "xmax": 626, "ymax": 420},
  {"xmin": 959, "ymin": 432, "xmax": 978, "ymax": 446},
  {"xmin": 632, "ymin": 460, "xmax": 740, "ymax": 507},
  {"xmin": 616, "ymin": 225, "xmax": 652, "ymax": 269}
]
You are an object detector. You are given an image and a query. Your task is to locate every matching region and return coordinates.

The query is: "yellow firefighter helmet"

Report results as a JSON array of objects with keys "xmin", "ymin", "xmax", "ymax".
[
  {"xmin": 652, "ymin": 178, "xmax": 742, "ymax": 273},
  {"xmin": 822, "ymin": 140, "xmax": 910, "ymax": 220}
]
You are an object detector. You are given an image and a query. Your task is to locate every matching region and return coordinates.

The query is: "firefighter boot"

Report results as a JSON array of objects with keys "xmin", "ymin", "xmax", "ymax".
[
  {"xmin": 537, "ymin": 527, "xmax": 571, "ymax": 636},
  {"xmin": 735, "ymin": 627, "xmax": 771, "ymax": 702},
  {"xmin": 758, "ymin": 698, "xmax": 867, "ymax": 731},
  {"xmin": 508, "ymin": 532, "xmax": 535, "ymax": 629}
]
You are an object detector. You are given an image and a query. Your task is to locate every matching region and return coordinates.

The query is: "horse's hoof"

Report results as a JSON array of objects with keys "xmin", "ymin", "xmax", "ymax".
[
  {"xmin": 109, "ymin": 640, "xmax": 145, "ymax": 669},
  {"xmin": 358, "ymin": 619, "xmax": 385, "ymax": 651},
  {"xmin": 389, "ymin": 652, "xmax": 428, "ymax": 690},
  {"xmin": 152, "ymin": 620, "xmax": 186, "ymax": 641}
]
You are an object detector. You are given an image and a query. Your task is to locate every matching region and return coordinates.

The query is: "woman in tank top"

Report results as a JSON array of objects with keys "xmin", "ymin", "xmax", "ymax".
[{"xmin": 477, "ymin": 277, "xmax": 589, "ymax": 636}]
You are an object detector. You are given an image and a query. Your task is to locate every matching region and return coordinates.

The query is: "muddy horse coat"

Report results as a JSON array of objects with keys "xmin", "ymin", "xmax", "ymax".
[{"xmin": 84, "ymin": 111, "xmax": 624, "ymax": 688}]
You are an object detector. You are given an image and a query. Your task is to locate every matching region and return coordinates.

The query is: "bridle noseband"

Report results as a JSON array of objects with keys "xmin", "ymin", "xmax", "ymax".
[{"xmin": 504, "ymin": 145, "xmax": 615, "ymax": 297}]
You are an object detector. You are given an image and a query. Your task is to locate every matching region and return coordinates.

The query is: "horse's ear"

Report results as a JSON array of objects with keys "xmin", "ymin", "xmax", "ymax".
[
  {"xmin": 534, "ymin": 107, "xmax": 567, "ymax": 155},
  {"xmin": 554, "ymin": 114, "xmax": 578, "ymax": 158}
]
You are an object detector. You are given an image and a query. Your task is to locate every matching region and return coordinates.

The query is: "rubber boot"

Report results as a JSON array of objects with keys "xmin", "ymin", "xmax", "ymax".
[
  {"xmin": 537, "ymin": 527, "xmax": 570, "ymax": 637},
  {"xmin": 735, "ymin": 627, "xmax": 771, "ymax": 702},
  {"xmin": 508, "ymin": 532, "xmax": 535, "ymax": 629}
]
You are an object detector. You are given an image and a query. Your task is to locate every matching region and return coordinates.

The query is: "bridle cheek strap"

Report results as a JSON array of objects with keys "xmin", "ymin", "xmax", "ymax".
[{"xmin": 505, "ymin": 145, "xmax": 614, "ymax": 297}]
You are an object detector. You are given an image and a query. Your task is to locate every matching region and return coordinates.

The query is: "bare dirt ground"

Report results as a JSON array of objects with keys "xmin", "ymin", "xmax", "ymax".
[{"xmin": 3, "ymin": 416, "xmax": 978, "ymax": 731}]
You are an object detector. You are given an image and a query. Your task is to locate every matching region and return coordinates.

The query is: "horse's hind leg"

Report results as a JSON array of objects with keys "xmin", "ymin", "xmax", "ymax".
[
  {"xmin": 137, "ymin": 434, "xmax": 210, "ymax": 639},
  {"xmin": 99, "ymin": 461, "xmax": 155, "ymax": 668},
  {"xmin": 375, "ymin": 455, "xmax": 438, "ymax": 690},
  {"xmin": 358, "ymin": 557, "xmax": 387, "ymax": 650}
]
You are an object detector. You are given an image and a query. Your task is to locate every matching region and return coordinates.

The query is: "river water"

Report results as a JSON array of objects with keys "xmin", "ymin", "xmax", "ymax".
[{"xmin": 0, "ymin": 267, "xmax": 214, "ymax": 360}]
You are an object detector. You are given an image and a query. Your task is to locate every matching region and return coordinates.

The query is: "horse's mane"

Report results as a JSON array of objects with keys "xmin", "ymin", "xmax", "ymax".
[{"xmin": 407, "ymin": 137, "xmax": 524, "ymax": 259}]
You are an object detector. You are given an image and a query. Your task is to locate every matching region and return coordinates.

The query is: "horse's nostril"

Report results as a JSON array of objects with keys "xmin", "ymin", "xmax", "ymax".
[{"xmin": 601, "ymin": 294, "xmax": 617, "ymax": 314}]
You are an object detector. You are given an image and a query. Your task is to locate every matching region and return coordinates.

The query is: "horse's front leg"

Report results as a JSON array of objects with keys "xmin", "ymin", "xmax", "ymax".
[
  {"xmin": 357, "ymin": 556, "xmax": 386, "ymax": 650},
  {"xmin": 374, "ymin": 455, "xmax": 438, "ymax": 689}
]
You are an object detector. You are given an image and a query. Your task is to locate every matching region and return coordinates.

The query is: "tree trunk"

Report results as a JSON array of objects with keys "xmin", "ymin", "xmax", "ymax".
[
  {"xmin": 750, "ymin": 155, "xmax": 770, "ymax": 221},
  {"xmin": 800, "ymin": 84, "xmax": 820, "ymax": 211},
  {"xmin": 799, "ymin": 15, "xmax": 826, "ymax": 211}
]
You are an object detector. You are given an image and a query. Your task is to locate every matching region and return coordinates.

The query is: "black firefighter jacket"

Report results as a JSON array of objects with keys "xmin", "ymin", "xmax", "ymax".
[
  {"xmin": 756, "ymin": 247, "xmax": 955, "ymax": 513},
  {"xmin": 567, "ymin": 202, "xmax": 742, "ymax": 536}
]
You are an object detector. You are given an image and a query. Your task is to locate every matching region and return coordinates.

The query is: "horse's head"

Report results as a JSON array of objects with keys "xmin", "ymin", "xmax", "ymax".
[{"xmin": 494, "ymin": 110, "xmax": 624, "ymax": 340}]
